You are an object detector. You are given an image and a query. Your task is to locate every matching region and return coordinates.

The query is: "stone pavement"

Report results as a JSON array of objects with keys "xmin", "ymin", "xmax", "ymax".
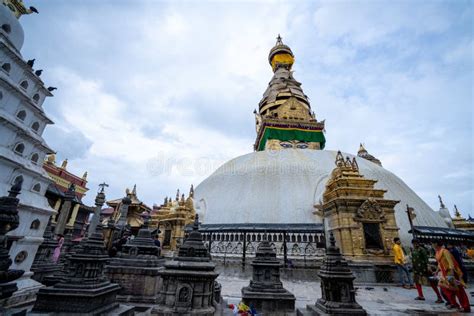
[{"xmin": 218, "ymin": 276, "xmax": 473, "ymax": 315}]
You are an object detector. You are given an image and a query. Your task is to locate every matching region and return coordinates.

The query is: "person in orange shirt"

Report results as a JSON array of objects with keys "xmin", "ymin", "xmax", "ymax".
[{"xmin": 393, "ymin": 237, "xmax": 414, "ymax": 289}]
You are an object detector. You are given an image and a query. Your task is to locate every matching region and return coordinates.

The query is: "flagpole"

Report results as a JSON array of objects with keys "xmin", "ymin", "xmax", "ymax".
[{"xmin": 406, "ymin": 204, "xmax": 415, "ymax": 239}]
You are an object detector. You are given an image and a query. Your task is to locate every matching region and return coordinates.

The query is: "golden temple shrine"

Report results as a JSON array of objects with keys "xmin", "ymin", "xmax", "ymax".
[
  {"xmin": 452, "ymin": 205, "xmax": 474, "ymax": 232},
  {"xmin": 150, "ymin": 185, "xmax": 195, "ymax": 254},
  {"xmin": 105, "ymin": 185, "xmax": 151, "ymax": 232},
  {"xmin": 43, "ymin": 154, "xmax": 91, "ymax": 236},
  {"xmin": 316, "ymin": 151, "xmax": 400, "ymax": 262}
]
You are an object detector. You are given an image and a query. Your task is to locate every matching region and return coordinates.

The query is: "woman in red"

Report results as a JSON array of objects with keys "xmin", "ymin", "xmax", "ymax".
[{"xmin": 434, "ymin": 240, "xmax": 470, "ymax": 312}]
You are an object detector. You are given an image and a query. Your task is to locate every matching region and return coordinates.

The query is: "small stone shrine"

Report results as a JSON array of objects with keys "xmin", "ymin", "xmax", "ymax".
[
  {"xmin": 297, "ymin": 232, "xmax": 366, "ymax": 316},
  {"xmin": 106, "ymin": 212, "xmax": 165, "ymax": 308},
  {"xmin": 241, "ymin": 235, "xmax": 295, "ymax": 315},
  {"xmin": 31, "ymin": 224, "xmax": 134, "ymax": 315},
  {"xmin": 0, "ymin": 181, "xmax": 25, "ymax": 308},
  {"xmin": 152, "ymin": 214, "xmax": 222, "ymax": 316},
  {"xmin": 30, "ymin": 218, "xmax": 61, "ymax": 284},
  {"xmin": 41, "ymin": 229, "xmax": 74, "ymax": 286}
]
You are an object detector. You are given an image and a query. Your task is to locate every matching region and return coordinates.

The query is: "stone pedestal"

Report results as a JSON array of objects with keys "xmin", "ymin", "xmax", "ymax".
[
  {"xmin": 31, "ymin": 225, "xmax": 134, "ymax": 315},
  {"xmin": 241, "ymin": 236, "xmax": 295, "ymax": 315},
  {"xmin": 152, "ymin": 214, "xmax": 221, "ymax": 316},
  {"xmin": 31, "ymin": 220, "xmax": 62, "ymax": 284},
  {"xmin": 297, "ymin": 233, "xmax": 366, "ymax": 316},
  {"xmin": 106, "ymin": 217, "xmax": 165, "ymax": 307}
]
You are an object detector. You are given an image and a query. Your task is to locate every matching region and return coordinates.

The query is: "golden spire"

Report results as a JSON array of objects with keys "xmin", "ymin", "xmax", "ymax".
[
  {"xmin": 358, "ymin": 143, "xmax": 367, "ymax": 154},
  {"xmin": 268, "ymin": 34, "xmax": 294, "ymax": 72},
  {"xmin": 3, "ymin": 0, "xmax": 38, "ymax": 19},
  {"xmin": 60, "ymin": 158, "xmax": 68, "ymax": 169},
  {"xmin": 82, "ymin": 171, "xmax": 88, "ymax": 180}
]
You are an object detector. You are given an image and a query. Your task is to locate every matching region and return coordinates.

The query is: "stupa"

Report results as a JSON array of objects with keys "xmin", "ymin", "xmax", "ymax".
[
  {"xmin": 194, "ymin": 36, "xmax": 450, "ymax": 256},
  {"xmin": 241, "ymin": 235, "xmax": 295, "ymax": 314},
  {"xmin": 152, "ymin": 214, "xmax": 222, "ymax": 316}
]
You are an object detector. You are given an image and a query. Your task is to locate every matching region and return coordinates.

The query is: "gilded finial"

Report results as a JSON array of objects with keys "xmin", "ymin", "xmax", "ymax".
[
  {"xmin": 60, "ymin": 158, "xmax": 68, "ymax": 169},
  {"xmin": 351, "ymin": 157, "xmax": 359, "ymax": 170},
  {"xmin": 454, "ymin": 205, "xmax": 461, "ymax": 218},
  {"xmin": 3, "ymin": 0, "xmax": 39, "ymax": 19},
  {"xmin": 46, "ymin": 154, "xmax": 56, "ymax": 165},
  {"xmin": 438, "ymin": 195, "xmax": 445, "ymax": 209},
  {"xmin": 189, "ymin": 184, "xmax": 194, "ymax": 198},
  {"xmin": 345, "ymin": 156, "xmax": 352, "ymax": 167},
  {"xmin": 335, "ymin": 150, "xmax": 344, "ymax": 167},
  {"xmin": 269, "ymin": 34, "xmax": 294, "ymax": 71},
  {"xmin": 164, "ymin": 197, "xmax": 168, "ymax": 205},
  {"xmin": 181, "ymin": 193, "xmax": 185, "ymax": 202},
  {"xmin": 132, "ymin": 184, "xmax": 137, "ymax": 196},
  {"xmin": 176, "ymin": 189, "xmax": 180, "ymax": 201},
  {"xmin": 125, "ymin": 187, "xmax": 130, "ymax": 195},
  {"xmin": 358, "ymin": 143, "xmax": 367, "ymax": 153},
  {"xmin": 82, "ymin": 171, "xmax": 88, "ymax": 180},
  {"xmin": 276, "ymin": 34, "xmax": 283, "ymax": 45}
]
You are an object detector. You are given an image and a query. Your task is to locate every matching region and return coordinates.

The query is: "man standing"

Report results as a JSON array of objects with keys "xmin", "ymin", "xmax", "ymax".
[
  {"xmin": 393, "ymin": 237, "xmax": 414, "ymax": 289},
  {"xmin": 411, "ymin": 239, "xmax": 443, "ymax": 302}
]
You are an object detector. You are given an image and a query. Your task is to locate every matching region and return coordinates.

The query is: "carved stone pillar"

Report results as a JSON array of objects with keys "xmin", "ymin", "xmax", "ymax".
[
  {"xmin": 54, "ymin": 184, "xmax": 76, "ymax": 235},
  {"xmin": 88, "ymin": 186, "xmax": 106, "ymax": 237}
]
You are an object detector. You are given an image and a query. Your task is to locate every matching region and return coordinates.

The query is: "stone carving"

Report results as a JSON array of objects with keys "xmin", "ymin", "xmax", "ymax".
[{"xmin": 355, "ymin": 199, "xmax": 385, "ymax": 223}]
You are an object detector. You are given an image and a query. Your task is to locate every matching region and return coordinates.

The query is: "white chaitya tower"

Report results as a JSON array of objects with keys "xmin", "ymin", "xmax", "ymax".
[{"xmin": 0, "ymin": 0, "xmax": 55, "ymax": 309}]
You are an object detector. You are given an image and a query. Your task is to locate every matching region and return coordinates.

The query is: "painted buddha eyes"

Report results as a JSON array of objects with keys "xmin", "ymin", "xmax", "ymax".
[
  {"xmin": 280, "ymin": 142, "xmax": 293, "ymax": 148},
  {"xmin": 296, "ymin": 143, "xmax": 308, "ymax": 149},
  {"xmin": 279, "ymin": 141, "xmax": 308, "ymax": 149}
]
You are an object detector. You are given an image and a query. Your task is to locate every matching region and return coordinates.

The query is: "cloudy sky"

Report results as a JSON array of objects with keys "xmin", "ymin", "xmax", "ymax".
[{"xmin": 20, "ymin": 0, "xmax": 472, "ymax": 216}]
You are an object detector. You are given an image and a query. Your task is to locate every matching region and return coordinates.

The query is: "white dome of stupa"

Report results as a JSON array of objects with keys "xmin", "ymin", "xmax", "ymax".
[
  {"xmin": 194, "ymin": 149, "xmax": 448, "ymax": 244},
  {"xmin": 0, "ymin": 2, "xmax": 25, "ymax": 51}
]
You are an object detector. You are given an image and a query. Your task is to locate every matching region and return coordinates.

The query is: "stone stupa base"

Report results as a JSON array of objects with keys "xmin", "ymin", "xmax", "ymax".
[
  {"xmin": 242, "ymin": 287, "xmax": 296, "ymax": 315},
  {"xmin": 31, "ymin": 283, "xmax": 134, "ymax": 316},
  {"xmin": 297, "ymin": 299, "xmax": 367, "ymax": 316}
]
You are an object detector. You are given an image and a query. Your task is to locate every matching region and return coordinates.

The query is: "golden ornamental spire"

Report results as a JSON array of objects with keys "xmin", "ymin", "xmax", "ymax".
[
  {"xmin": 268, "ymin": 34, "xmax": 294, "ymax": 72},
  {"xmin": 3, "ymin": 0, "xmax": 38, "ymax": 19},
  {"xmin": 82, "ymin": 171, "xmax": 88, "ymax": 180},
  {"xmin": 60, "ymin": 159, "xmax": 68, "ymax": 169}
]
